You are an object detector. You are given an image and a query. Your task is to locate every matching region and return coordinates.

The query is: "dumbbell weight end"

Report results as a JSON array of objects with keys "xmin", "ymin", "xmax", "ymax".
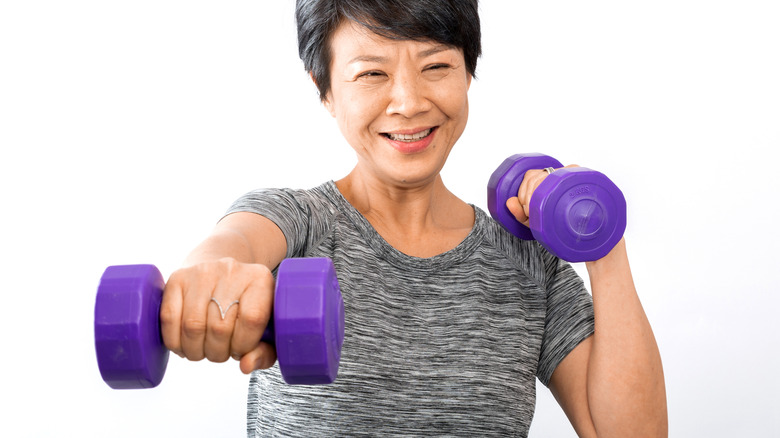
[
  {"xmin": 530, "ymin": 167, "xmax": 626, "ymax": 262},
  {"xmin": 94, "ymin": 264, "xmax": 169, "ymax": 389}
]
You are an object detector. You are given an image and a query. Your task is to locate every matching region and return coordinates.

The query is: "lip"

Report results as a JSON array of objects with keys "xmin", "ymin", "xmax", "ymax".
[{"xmin": 382, "ymin": 126, "xmax": 438, "ymax": 154}]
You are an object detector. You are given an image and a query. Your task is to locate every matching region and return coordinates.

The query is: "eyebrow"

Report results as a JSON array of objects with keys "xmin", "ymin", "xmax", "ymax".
[
  {"xmin": 348, "ymin": 55, "xmax": 389, "ymax": 64},
  {"xmin": 347, "ymin": 44, "xmax": 454, "ymax": 64},
  {"xmin": 418, "ymin": 45, "xmax": 452, "ymax": 58}
]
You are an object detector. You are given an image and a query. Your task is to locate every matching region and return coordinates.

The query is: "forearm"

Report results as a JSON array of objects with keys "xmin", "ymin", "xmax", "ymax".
[
  {"xmin": 182, "ymin": 228, "xmax": 256, "ymax": 267},
  {"xmin": 585, "ymin": 239, "xmax": 668, "ymax": 437}
]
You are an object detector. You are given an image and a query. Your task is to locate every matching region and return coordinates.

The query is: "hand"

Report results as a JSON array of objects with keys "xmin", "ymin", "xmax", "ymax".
[
  {"xmin": 505, "ymin": 164, "xmax": 579, "ymax": 226},
  {"xmin": 160, "ymin": 258, "xmax": 278, "ymax": 374}
]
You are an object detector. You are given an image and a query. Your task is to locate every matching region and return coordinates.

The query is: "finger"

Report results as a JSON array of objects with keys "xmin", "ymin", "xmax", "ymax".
[
  {"xmin": 239, "ymin": 342, "xmax": 278, "ymax": 375},
  {"xmin": 505, "ymin": 196, "xmax": 529, "ymax": 225},
  {"xmin": 526, "ymin": 173, "xmax": 543, "ymax": 208},
  {"xmin": 204, "ymin": 282, "xmax": 241, "ymax": 363},
  {"xmin": 160, "ymin": 274, "xmax": 184, "ymax": 357},
  {"xmin": 518, "ymin": 169, "xmax": 541, "ymax": 211},
  {"xmin": 180, "ymin": 273, "xmax": 213, "ymax": 361},
  {"xmin": 231, "ymin": 268, "xmax": 274, "ymax": 358}
]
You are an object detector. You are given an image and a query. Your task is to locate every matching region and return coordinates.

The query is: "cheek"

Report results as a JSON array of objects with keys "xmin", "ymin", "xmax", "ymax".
[
  {"xmin": 337, "ymin": 93, "xmax": 383, "ymax": 135},
  {"xmin": 332, "ymin": 101, "xmax": 374, "ymax": 151},
  {"xmin": 437, "ymin": 86, "xmax": 470, "ymax": 148},
  {"xmin": 443, "ymin": 90, "xmax": 470, "ymax": 129},
  {"xmin": 435, "ymin": 78, "xmax": 470, "ymax": 119}
]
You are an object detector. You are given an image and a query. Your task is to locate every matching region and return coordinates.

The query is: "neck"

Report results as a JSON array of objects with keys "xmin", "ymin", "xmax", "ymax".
[{"xmin": 335, "ymin": 167, "xmax": 474, "ymax": 257}]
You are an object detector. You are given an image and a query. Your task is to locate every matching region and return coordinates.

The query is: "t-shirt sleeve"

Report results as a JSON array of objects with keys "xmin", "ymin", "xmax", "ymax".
[
  {"xmin": 224, "ymin": 188, "xmax": 312, "ymax": 260},
  {"xmin": 536, "ymin": 254, "xmax": 595, "ymax": 387}
]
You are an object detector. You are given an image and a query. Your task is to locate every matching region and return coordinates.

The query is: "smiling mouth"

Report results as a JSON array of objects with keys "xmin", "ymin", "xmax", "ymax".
[{"xmin": 382, "ymin": 128, "xmax": 435, "ymax": 142}]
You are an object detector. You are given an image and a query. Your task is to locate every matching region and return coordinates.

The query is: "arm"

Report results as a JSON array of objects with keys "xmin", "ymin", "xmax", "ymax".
[
  {"xmin": 507, "ymin": 168, "xmax": 667, "ymax": 436},
  {"xmin": 183, "ymin": 211, "xmax": 288, "ymax": 269},
  {"xmin": 548, "ymin": 239, "xmax": 668, "ymax": 437}
]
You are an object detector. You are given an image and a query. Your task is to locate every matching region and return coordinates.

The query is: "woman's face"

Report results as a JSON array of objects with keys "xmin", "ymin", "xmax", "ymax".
[{"xmin": 323, "ymin": 21, "xmax": 472, "ymax": 188}]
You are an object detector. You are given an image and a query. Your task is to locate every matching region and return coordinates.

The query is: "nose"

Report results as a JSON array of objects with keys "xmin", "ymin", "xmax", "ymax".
[{"xmin": 385, "ymin": 73, "xmax": 432, "ymax": 118}]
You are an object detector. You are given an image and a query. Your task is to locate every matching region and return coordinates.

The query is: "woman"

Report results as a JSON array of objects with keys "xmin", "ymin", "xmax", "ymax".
[{"xmin": 160, "ymin": 0, "xmax": 668, "ymax": 436}]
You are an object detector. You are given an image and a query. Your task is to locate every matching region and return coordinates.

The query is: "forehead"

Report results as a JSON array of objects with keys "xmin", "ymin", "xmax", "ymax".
[{"xmin": 329, "ymin": 20, "xmax": 458, "ymax": 62}]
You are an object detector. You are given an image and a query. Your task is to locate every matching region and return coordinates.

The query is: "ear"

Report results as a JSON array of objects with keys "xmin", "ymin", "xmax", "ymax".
[{"xmin": 310, "ymin": 72, "xmax": 336, "ymax": 117}]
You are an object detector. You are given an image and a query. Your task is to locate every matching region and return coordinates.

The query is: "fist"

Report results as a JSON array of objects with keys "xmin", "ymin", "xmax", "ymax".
[
  {"xmin": 505, "ymin": 165, "xmax": 579, "ymax": 226},
  {"xmin": 160, "ymin": 258, "xmax": 278, "ymax": 374}
]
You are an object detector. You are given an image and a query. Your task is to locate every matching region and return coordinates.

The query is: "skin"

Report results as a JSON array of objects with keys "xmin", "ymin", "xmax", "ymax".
[{"xmin": 160, "ymin": 19, "xmax": 667, "ymax": 436}]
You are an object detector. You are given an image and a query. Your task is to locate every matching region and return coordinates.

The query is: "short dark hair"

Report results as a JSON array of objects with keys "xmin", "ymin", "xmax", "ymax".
[{"xmin": 295, "ymin": 0, "xmax": 481, "ymax": 101}]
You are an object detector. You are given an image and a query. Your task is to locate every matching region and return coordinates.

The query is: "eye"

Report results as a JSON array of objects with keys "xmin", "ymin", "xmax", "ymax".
[
  {"xmin": 423, "ymin": 63, "xmax": 452, "ymax": 79},
  {"xmin": 356, "ymin": 70, "xmax": 386, "ymax": 80}
]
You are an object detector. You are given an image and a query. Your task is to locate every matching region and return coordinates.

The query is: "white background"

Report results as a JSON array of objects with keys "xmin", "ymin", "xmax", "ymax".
[{"xmin": 1, "ymin": 1, "xmax": 778, "ymax": 436}]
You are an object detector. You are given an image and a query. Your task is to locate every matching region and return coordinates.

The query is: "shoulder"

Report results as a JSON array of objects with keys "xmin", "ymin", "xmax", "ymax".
[
  {"xmin": 475, "ymin": 207, "xmax": 559, "ymax": 288},
  {"xmin": 225, "ymin": 182, "xmax": 346, "ymax": 259},
  {"xmin": 228, "ymin": 181, "xmax": 339, "ymax": 214}
]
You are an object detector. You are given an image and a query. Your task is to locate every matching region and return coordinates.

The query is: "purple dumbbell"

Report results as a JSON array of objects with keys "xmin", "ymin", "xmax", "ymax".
[
  {"xmin": 487, "ymin": 153, "xmax": 626, "ymax": 262},
  {"xmin": 94, "ymin": 257, "xmax": 345, "ymax": 389}
]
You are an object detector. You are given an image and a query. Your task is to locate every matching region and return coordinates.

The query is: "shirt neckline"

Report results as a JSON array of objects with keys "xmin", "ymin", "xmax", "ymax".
[{"xmin": 322, "ymin": 180, "xmax": 485, "ymax": 273}]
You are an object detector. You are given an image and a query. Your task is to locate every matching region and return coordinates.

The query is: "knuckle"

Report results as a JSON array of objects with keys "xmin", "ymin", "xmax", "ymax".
[
  {"xmin": 517, "ymin": 194, "xmax": 529, "ymax": 204},
  {"xmin": 159, "ymin": 303, "xmax": 176, "ymax": 327},
  {"xmin": 167, "ymin": 266, "xmax": 187, "ymax": 281},
  {"xmin": 182, "ymin": 318, "xmax": 207, "ymax": 338},
  {"xmin": 208, "ymin": 320, "xmax": 233, "ymax": 339},
  {"xmin": 219, "ymin": 257, "xmax": 240, "ymax": 274},
  {"xmin": 165, "ymin": 271, "xmax": 180, "ymax": 286},
  {"xmin": 196, "ymin": 261, "xmax": 218, "ymax": 279},
  {"xmin": 251, "ymin": 264, "xmax": 273, "ymax": 282},
  {"xmin": 176, "ymin": 264, "xmax": 200, "ymax": 281},
  {"xmin": 208, "ymin": 354, "xmax": 229, "ymax": 364},
  {"xmin": 240, "ymin": 307, "xmax": 269, "ymax": 332}
]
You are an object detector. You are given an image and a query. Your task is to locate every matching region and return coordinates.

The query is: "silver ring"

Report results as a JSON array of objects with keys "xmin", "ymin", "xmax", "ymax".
[
  {"xmin": 210, "ymin": 297, "xmax": 240, "ymax": 320},
  {"xmin": 543, "ymin": 167, "xmax": 555, "ymax": 175}
]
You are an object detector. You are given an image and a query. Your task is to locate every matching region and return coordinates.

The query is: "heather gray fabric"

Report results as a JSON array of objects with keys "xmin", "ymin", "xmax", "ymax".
[{"xmin": 226, "ymin": 181, "xmax": 594, "ymax": 437}]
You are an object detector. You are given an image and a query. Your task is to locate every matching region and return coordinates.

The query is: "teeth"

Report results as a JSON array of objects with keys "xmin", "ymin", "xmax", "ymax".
[{"xmin": 387, "ymin": 128, "xmax": 432, "ymax": 142}]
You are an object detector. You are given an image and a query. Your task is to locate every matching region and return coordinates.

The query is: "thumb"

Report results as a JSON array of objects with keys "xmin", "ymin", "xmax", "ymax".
[
  {"xmin": 506, "ymin": 197, "xmax": 530, "ymax": 226},
  {"xmin": 239, "ymin": 342, "xmax": 278, "ymax": 374}
]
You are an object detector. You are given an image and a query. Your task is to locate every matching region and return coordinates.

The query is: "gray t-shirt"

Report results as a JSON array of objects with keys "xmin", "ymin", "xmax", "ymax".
[{"xmin": 226, "ymin": 181, "xmax": 594, "ymax": 437}]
